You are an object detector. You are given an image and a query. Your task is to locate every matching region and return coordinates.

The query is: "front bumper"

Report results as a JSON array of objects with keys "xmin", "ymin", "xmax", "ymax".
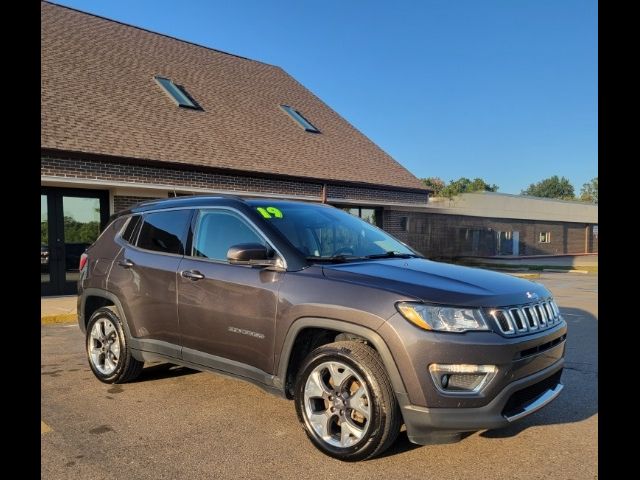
[
  {"xmin": 398, "ymin": 358, "xmax": 563, "ymax": 444},
  {"xmin": 377, "ymin": 311, "xmax": 567, "ymax": 444}
]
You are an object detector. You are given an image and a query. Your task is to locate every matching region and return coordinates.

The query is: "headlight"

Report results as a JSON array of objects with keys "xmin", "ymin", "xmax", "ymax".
[{"xmin": 396, "ymin": 302, "xmax": 489, "ymax": 333}]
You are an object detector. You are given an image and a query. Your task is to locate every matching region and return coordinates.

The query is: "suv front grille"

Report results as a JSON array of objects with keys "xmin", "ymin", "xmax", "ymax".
[{"xmin": 487, "ymin": 299, "xmax": 562, "ymax": 336}]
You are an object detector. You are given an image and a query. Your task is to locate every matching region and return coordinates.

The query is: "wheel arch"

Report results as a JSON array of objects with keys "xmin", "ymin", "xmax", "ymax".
[
  {"xmin": 79, "ymin": 288, "xmax": 133, "ymax": 340},
  {"xmin": 277, "ymin": 318, "xmax": 407, "ymax": 400}
]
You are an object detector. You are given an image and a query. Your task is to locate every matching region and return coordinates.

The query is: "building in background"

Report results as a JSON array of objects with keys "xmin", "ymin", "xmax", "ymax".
[
  {"xmin": 41, "ymin": 2, "xmax": 597, "ymax": 296},
  {"xmin": 385, "ymin": 192, "xmax": 598, "ymax": 262},
  {"xmin": 41, "ymin": 2, "xmax": 428, "ymax": 295}
]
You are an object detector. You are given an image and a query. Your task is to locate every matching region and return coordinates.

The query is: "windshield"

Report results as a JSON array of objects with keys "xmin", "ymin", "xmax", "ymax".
[{"xmin": 251, "ymin": 202, "xmax": 417, "ymax": 261}]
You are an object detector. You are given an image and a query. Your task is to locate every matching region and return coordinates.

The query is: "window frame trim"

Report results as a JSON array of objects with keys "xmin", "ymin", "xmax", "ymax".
[
  {"xmin": 118, "ymin": 214, "xmax": 142, "ymax": 245},
  {"xmin": 123, "ymin": 208, "xmax": 195, "ymax": 258},
  {"xmin": 538, "ymin": 231, "xmax": 551, "ymax": 244}
]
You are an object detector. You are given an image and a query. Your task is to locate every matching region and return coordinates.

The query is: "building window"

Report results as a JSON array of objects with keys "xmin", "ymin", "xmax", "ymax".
[
  {"xmin": 399, "ymin": 216, "xmax": 408, "ymax": 232},
  {"xmin": 154, "ymin": 76, "xmax": 200, "ymax": 109},
  {"xmin": 593, "ymin": 225, "xmax": 598, "ymax": 239},
  {"xmin": 342, "ymin": 207, "xmax": 380, "ymax": 227},
  {"xmin": 539, "ymin": 232, "xmax": 551, "ymax": 244},
  {"xmin": 280, "ymin": 105, "xmax": 320, "ymax": 133}
]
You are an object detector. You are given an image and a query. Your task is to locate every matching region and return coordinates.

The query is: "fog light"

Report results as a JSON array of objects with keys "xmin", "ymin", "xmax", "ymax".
[{"xmin": 429, "ymin": 364, "xmax": 497, "ymax": 394}]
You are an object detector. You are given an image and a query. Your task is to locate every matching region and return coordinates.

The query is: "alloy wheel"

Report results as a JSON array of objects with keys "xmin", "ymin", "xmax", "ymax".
[
  {"xmin": 88, "ymin": 318, "xmax": 121, "ymax": 375},
  {"xmin": 303, "ymin": 361, "xmax": 371, "ymax": 448}
]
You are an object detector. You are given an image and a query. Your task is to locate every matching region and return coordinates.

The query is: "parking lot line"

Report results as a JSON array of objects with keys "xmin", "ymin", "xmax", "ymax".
[{"xmin": 41, "ymin": 420, "xmax": 53, "ymax": 434}]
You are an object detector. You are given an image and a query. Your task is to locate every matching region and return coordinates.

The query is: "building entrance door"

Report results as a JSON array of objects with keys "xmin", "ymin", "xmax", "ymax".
[{"xmin": 41, "ymin": 187, "xmax": 109, "ymax": 296}]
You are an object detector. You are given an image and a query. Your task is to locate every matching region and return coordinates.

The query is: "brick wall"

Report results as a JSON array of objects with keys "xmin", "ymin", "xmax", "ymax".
[
  {"xmin": 328, "ymin": 184, "xmax": 427, "ymax": 204},
  {"xmin": 385, "ymin": 210, "xmax": 597, "ymax": 259},
  {"xmin": 42, "ymin": 156, "xmax": 426, "ymax": 206},
  {"xmin": 113, "ymin": 195, "xmax": 166, "ymax": 213}
]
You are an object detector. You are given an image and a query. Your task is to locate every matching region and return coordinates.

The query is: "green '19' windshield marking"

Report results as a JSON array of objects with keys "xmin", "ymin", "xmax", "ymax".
[{"xmin": 257, "ymin": 207, "xmax": 283, "ymax": 219}]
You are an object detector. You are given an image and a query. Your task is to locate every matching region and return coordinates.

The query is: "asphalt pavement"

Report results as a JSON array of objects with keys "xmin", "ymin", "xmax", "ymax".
[{"xmin": 41, "ymin": 272, "xmax": 597, "ymax": 479}]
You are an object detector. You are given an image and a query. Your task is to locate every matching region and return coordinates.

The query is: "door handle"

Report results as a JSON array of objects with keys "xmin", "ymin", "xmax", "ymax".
[
  {"xmin": 118, "ymin": 259, "xmax": 135, "ymax": 269},
  {"xmin": 181, "ymin": 270, "xmax": 205, "ymax": 280}
]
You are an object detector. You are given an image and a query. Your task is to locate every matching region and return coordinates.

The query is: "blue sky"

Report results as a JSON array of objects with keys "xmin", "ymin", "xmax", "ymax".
[{"xmin": 49, "ymin": 0, "xmax": 597, "ymax": 194}]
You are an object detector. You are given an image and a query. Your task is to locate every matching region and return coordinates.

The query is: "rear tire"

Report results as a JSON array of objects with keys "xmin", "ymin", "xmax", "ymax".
[
  {"xmin": 294, "ymin": 341, "xmax": 401, "ymax": 461},
  {"xmin": 86, "ymin": 307, "xmax": 143, "ymax": 384}
]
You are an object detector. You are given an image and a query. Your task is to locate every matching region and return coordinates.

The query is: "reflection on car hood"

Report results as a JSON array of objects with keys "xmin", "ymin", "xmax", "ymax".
[{"xmin": 321, "ymin": 258, "xmax": 550, "ymax": 307}]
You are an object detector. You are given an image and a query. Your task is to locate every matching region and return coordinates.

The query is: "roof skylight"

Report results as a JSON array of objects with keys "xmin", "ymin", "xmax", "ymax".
[
  {"xmin": 280, "ymin": 105, "xmax": 320, "ymax": 133},
  {"xmin": 154, "ymin": 76, "xmax": 200, "ymax": 109}
]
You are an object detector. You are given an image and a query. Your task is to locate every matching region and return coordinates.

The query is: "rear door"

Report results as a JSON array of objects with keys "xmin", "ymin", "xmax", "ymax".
[
  {"xmin": 177, "ymin": 208, "xmax": 284, "ymax": 374},
  {"xmin": 108, "ymin": 209, "xmax": 192, "ymax": 357}
]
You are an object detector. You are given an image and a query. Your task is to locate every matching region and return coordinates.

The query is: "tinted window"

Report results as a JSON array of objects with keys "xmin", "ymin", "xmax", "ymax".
[
  {"xmin": 193, "ymin": 210, "xmax": 266, "ymax": 261},
  {"xmin": 136, "ymin": 210, "xmax": 191, "ymax": 255},
  {"xmin": 249, "ymin": 202, "xmax": 414, "ymax": 258},
  {"xmin": 121, "ymin": 215, "xmax": 141, "ymax": 243}
]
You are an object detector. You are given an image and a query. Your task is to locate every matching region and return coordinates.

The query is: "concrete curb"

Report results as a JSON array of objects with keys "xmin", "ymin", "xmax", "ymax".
[
  {"xmin": 509, "ymin": 273, "xmax": 541, "ymax": 279},
  {"xmin": 41, "ymin": 313, "xmax": 77, "ymax": 325},
  {"xmin": 543, "ymin": 268, "xmax": 590, "ymax": 274}
]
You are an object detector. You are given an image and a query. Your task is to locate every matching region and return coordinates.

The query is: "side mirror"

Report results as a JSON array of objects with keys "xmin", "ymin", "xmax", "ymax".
[
  {"xmin": 227, "ymin": 243, "xmax": 285, "ymax": 271},
  {"xmin": 227, "ymin": 243, "xmax": 270, "ymax": 262}
]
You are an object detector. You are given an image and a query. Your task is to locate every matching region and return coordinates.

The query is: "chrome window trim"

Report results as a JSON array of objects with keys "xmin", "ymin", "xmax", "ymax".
[
  {"xmin": 116, "ymin": 215, "xmax": 133, "ymax": 240},
  {"xmin": 117, "ymin": 214, "xmax": 140, "ymax": 243}
]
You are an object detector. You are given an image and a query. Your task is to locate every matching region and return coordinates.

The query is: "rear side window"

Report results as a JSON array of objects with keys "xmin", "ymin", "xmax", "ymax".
[
  {"xmin": 121, "ymin": 215, "xmax": 141, "ymax": 244},
  {"xmin": 192, "ymin": 210, "xmax": 266, "ymax": 261},
  {"xmin": 136, "ymin": 210, "xmax": 192, "ymax": 255}
]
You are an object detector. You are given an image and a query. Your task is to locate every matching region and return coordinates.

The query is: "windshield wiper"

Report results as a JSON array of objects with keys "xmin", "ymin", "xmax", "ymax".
[
  {"xmin": 364, "ymin": 251, "xmax": 422, "ymax": 259},
  {"xmin": 305, "ymin": 255, "xmax": 365, "ymax": 263}
]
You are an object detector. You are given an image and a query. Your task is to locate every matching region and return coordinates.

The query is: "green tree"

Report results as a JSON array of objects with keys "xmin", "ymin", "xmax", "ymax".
[
  {"xmin": 521, "ymin": 176, "xmax": 575, "ymax": 200},
  {"xmin": 579, "ymin": 177, "xmax": 598, "ymax": 204},
  {"xmin": 421, "ymin": 177, "xmax": 498, "ymax": 198},
  {"xmin": 421, "ymin": 177, "xmax": 446, "ymax": 196},
  {"xmin": 62, "ymin": 216, "xmax": 100, "ymax": 243},
  {"xmin": 41, "ymin": 221, "xmax": 48, "ymax": 244},
  {"xmin": 441, "ymin": 177, "xmax": 498, "ymax": 198}
]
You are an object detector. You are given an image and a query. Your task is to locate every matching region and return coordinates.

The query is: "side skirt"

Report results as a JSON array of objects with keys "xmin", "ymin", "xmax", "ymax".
[{"xmin": 130, "ymin": 341, "xmax": 286, "ymax": 398}]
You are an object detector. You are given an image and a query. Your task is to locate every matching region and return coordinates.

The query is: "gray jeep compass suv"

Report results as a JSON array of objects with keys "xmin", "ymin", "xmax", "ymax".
[{"xmin": 78, "ymin": 196, "xmax": 566, "ymax": 461}]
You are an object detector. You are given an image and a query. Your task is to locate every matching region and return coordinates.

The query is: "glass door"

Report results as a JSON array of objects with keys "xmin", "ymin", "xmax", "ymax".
[
  {"xmin": 41, "ymin": 188, "xmax": 109, "ymax": 296},
  {"xmin": 41, "ymin": 194, "xmax": 52, "ymax": 292}
]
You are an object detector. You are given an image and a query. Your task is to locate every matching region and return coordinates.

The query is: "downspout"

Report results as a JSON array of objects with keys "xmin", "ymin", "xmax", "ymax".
[{"xmin": 585, "ymin": 224, "xmax": 590, "ymax": 253}]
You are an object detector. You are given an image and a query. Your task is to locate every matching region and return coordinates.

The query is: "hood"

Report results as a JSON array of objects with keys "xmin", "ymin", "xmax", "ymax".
[{"xmin": 321, "ymin": 258, "xmax": 550, "ymax": 308}]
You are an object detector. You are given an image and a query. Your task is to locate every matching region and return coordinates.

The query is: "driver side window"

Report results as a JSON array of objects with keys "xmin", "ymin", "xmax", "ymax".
[{"xmin": 192, "ymin": 210, "xmax": 266, "ymax": 261}]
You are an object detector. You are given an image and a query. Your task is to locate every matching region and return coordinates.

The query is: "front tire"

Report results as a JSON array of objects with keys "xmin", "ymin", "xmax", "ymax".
[
  {"xmin": 294, "ymin": 341, "xmax": 401, "ymax": 461},
  {"xmin": 86, "ymin": 307, "xmax": 143, "ymax": 384}
]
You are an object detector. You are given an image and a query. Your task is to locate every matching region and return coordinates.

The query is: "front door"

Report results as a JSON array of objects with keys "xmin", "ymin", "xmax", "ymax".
[
  {"xmin": 41, "ymin": 187, "xmax": 109, "ymax": 296},
  {"xmin": 177, "ymin": 208, "xmax": 283, "ymax": 374}
]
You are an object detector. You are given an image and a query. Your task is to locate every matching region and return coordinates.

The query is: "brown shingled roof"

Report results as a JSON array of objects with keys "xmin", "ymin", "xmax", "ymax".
[{"xmin": 41, "ymin": 2, "xmax": 426, "ymax": 191}]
